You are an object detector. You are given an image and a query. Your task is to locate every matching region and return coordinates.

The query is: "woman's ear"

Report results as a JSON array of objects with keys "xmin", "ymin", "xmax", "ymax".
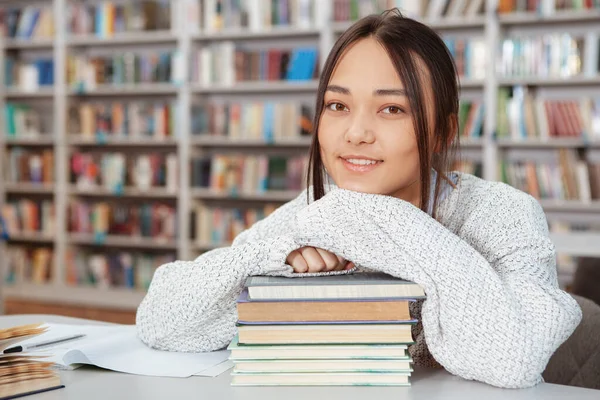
[{"xmin": 433, "ymin": 114, "xmax": 458, "ymax": 153}]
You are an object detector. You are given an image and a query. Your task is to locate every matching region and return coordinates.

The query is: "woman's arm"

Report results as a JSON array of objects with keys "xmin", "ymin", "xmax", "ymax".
[
  {"xmin": 293, "ymin": 188, "xmax": 582, "ymax": 389},
  {"xmin": 136, "ymin": 190, "xmax": 309, "ymax": 352}
]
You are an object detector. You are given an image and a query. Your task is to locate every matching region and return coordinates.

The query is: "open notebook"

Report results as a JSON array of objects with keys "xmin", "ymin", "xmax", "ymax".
[{"xmin": 12, "ymin": 323, "xmax": 231, "ymax": 378}]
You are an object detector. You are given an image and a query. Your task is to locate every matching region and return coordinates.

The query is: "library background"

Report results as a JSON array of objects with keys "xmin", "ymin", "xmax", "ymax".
[{"xmin": 0, "ymin": 0, "xmax": 599, "ymax": 324}]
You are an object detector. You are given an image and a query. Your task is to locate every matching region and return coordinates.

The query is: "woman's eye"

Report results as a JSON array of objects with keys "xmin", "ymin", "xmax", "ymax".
[
  {"xmin": 326, "ymin": 102, "xmax": 348, "ymax": 112},
  {"xmin": 381, "ymin": 106, "xmax": 404, "ymax": 114}
]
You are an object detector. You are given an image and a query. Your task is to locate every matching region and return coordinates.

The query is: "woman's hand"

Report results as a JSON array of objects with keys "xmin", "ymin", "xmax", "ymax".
[{"xmin": 286, "ymin": 246, "xmax": 355, "ymax": 273}]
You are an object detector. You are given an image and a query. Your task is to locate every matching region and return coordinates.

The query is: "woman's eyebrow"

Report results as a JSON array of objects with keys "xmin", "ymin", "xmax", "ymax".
[
  {"xmin": 326, "ymin": 84, "xmax": 350, "ymax": 94},
  {"xmin": 374, "ymin": 88, "xmax": 407, "ymax": 96},
  {"xmin": 325, "ymin": 85, "xmax": 407, "ymax": 97}
]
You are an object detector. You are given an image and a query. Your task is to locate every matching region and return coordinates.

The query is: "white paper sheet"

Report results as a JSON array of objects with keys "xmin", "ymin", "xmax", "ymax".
[{"xmin": 13, "ymin": 323, "xmax": 231, "ymax": 378}]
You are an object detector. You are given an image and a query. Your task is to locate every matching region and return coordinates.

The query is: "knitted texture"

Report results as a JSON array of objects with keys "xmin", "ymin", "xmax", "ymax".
[{"xmin": 136, "ymin": 173, "xmax": 582, "ymax": 388}]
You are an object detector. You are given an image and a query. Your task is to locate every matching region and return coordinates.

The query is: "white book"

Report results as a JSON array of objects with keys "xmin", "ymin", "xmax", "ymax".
[
  {"xmin": 19, "ymin": 65, "xmax": 39, "ymax": 92},
  {"xmin": 200, "ymin": 47, "xmax": 213, "ymax": 86},
  {"xmin": 576, "ymin": 161, "xmax": 592, "ymax": 203},
  {"xmin": 166, "ymin": 153, "xmax": 178, "ymax": 192},
  {"xmin": 203, "ymin": 0, "xmax": 217, "ymax": 32},
  {"xmin": 295, "ymin": 0, "xmax": 313, "ymax": 28}
]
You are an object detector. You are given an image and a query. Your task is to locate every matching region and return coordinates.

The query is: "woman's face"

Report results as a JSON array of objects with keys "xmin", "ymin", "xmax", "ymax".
[{"xmin": 318, "ymin": 37, "xmax": 434, "ymax": 206}]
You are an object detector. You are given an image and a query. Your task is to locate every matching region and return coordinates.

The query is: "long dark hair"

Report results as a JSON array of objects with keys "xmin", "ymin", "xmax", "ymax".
[{"xmin": 306, "ymin": 9, "xmax": 460, "ymax": 218}]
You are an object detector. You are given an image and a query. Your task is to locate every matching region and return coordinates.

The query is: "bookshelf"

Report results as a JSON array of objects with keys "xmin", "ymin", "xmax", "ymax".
[{"xmin": 1, "ymin": 0, "xmax": 600, "ymax": 314}]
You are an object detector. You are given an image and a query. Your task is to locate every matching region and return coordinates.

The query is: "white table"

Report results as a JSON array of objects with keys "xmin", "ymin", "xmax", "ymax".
[{"xmin": 1, "ymin": 314, "xmax": 598, "ymax": 400}]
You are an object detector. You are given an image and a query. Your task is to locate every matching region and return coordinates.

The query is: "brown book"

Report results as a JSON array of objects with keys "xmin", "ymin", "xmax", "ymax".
[
  {"xmin": 237, "ymin": 289, "xmax": 411, "ymax": 323},
  {"xmin": 588, "ymin": 163, "xmax": 600, "ymax": 200},
  {"xmin": 237, "ymin": 323, "xmax": 413, "ymax": 345}
]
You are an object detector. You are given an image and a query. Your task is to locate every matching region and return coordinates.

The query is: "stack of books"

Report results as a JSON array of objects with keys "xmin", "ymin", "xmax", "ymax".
[
  {"xmin": 229, "ymin": 273, "xmax": 425, "ymax": 386},
  {"xmin": 0, "ymin": 323, "xmax": 63, "ymax": 398}
]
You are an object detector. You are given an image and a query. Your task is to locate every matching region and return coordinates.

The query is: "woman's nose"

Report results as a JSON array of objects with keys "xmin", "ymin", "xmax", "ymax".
[{"xmin": 344, "ymin": 113, "xmax": 376, "ymax": 145}]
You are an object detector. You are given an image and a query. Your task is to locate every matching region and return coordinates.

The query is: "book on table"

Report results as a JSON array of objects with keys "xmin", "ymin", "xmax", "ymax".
[
  {"xmin": 0, "ymin": 323, "xmax": 64, "ymax": 399},
  {"xmin": 230, "ymin": 272, "xmax": 424, "ymax": 386}
]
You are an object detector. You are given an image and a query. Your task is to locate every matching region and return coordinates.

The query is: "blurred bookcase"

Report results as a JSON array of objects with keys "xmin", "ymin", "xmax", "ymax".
[{"xmin": 0, "ymin": 0, "xmax": 599, "ymax": 314}]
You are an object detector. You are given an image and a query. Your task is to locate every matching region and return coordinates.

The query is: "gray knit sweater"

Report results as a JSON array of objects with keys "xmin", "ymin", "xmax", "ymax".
[{"xmin": 136, "ymin": 173, "xmax": 582, "ymax": 389}]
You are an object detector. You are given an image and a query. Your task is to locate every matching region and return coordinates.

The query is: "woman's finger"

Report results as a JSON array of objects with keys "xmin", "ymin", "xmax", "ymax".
[
  {"xmin": 287, "ymin": 249, "xmax": 308, "ymax": 273},
  {"xmin": 300, "ymin": 247, "xmax": 327, "ymax": 273},
  {"xmin": 315, "ymin": 248, "xmax": 340, "ymax": 271}
]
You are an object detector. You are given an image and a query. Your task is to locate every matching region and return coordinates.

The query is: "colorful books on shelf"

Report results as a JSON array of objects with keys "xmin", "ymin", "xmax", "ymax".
[
  {"xmin": 201, "ymin": 0, "xmax": 316, "ymax": 32},
  {"xmin": 65, "ymin": 249, "xmax": 175, "ymax": 291},
  {"xmin": 191, "ymin": 154, "xmax": 307, "ymax": 193},
  {"xmin": 496, "ymin": 88, "xmax": 600, "ymax": 141},
  {"xmin": 331, "ymin": 0, "xmax": 485, "ymax": 22},
  {"xmin": 229, "ymin": 273, "xmax": 424, "ymax": 386},
  {"xmin": 457, "ymin": 100, "xmax": 484, "ymax": 138},
  {"xmin": 4, "ymin": 58, "xmax": 54, "ymax": 91},
  {"xmin": 1, "ymin": 200, "xmax": 55, "ymax": 238},
  {"xmin": 0, "ymin": 6, "xmax": 55, "ymax": 39},
  {"xmin": 70, "ymin": 151, "xmax": 178, "ymax": 193},
  {"xmin": 5, "ymin": 247, "xmax": 54, "ymax": 285},
  {"xmin": 498, "ymin": 0, "xmax": 600, "ymax": 14},
  {"xmin": 67, "ymin": 52, "xmax": 175, "ymax": 90},
  {"xmin": 4, "ymin": 104, "xmax": 47, "ymax": 138},
  {"xmin": 191, "ymin": 101, "xmax": 313, "ymax": 140},
  {"xmin": 67, "ymin": 101, "xmax": 176, "ymax": 140},
  {"xmin": 67, "ymin": 0, "xmax": 171, "ymax": 37},
  {"xmin": 500, "ymin": 149, "xmax": 600, "ymax": 202},
  {"xmin": 497, "ymin": 33, "xmax": 599, "ymax": 79},
  {"xmin": 443, "ymin": 37, "xmax": 486, "ymax": 81},
  {"xmin": 68, "ymin": 200, "xmax": 177, "ymax": 240},
  {"xmin": 6, "ymin": 148, "xmax": 54, "ymax": 184},
  {"xmin": 192, "ymin": 205, "xmax": 278, "ymax": 245},
  {"xmin": 193, "ymin": 43, "xmax": 318, "ymax": 86}
]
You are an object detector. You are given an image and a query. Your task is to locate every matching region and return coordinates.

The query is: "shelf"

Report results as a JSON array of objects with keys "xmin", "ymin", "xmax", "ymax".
[
  {"xmin": 3, "ymin": 37, "xmax": 54, "ymax": 49},
  {"xmin": 3, "ymin": 282, "xmax": 146, "ymax": 310},
  {"xmin": 67, "ymin": 31, "xmax": 177, "ymax": 46},
  {"xmin": 4, "ymin": 182, "xmax": 54, "ymax": 194},
  {"xmin": 192, "ymin": 188, "xmax": 299, "ymax": 202},
  {"xmin": 459, "ymin": 139, "xmax": 484, "ymax": 148},
  {"xmin": 193, "ymin": 27, "xmax": 320, "ymax": 41},
  {"xmin": 496, "ymin": 138, "xmax": 600, "ymax": 148},
  {"xmin": 332, "ymin": 16, "xmax": 486, "ymax": 34},
  {"xmin": 68, "ymin": 233, "xmax": 178, "ymax": 250},
  {"xmin": 498, "ymin": 10, "xmax": 600, "ymax": 26},
  {"xmin": 550, "ymin": 231, "xmax": 600, "ymax": 258},
  {"xmin": 69, "ymin": 186, "xmax": 178, "ymax": 199},
  {"xmin": 4, "ymin": 232, "xmax": 54, "ymax": 244},
  {"xmin": 190, "ymin": 136, "xmax": 312, "ymax": 147},
  {"xmin": 5, "ymin": 87, "xmax": 54, "ymax": 98},
  {"xmin": 67, "ymin": 136, "xmax": 177, "ymax": 147},
  {"xmin": 193, "ymin": 80, "xmax": 319, "ymax": 94},
  {"xmin": 497, "ymin": 76, "xmax": 600, "ymax": 86},
  {"xmin": 4, "ymin": 136, "xmax": 55, "ymax": 146},
  {"xmin": 459, "ymin": 78, "xmax": 485, "ymax": 89},
  {"xmin": 540, "ymin": 200, "xmax": 600, "ymax": 213},
  {"xmin": 69, "ymin": 83, "xmax": 178, "ymax": 96}
]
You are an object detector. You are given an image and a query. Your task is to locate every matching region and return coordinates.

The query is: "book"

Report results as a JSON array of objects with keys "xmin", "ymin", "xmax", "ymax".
[
  {"xmin": 227, "ymin": 336, "xmax": 409, "ymax": 360},
  {"xmin": 231, "ymin": 358, "xmax": 413, "ymax": 373},
  {"xmin": 236, "ymin": 323, "xmax": 414, "ymax": 345},
  {"xmin": 0, "ymin": 324, "xmax": 63, "ymax": 399},
  {"xmin": 236, "ymin": 288, "xmax": 412, "ymax": 323},
  {"xmin": 244, "ymin": 273, "xmax": 426, "ymax": 300},
  {"xmin": 230, "ymin": 371, "xmax": 411, "ymax": 386}
]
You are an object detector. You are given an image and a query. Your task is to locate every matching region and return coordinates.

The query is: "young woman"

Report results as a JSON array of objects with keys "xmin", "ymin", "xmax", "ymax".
[{"xmin": 136, "ymin": 10, "xmax": 582, "ymax": 389}]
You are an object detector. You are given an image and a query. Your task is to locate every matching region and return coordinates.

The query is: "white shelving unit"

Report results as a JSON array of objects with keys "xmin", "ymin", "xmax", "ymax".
[{"xmin": 2, "ymin": 0, "xmax": 600, "ymax": 312}]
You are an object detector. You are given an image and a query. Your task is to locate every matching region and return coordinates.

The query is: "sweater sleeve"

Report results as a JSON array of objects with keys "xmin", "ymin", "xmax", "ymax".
[
  {"xmin": 292, "ymin": 188, "xmax": 582, "ymax": 389},
  {"xmin": 135, "ymin": 190, "xmax": 310, "ymax": 352}
]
